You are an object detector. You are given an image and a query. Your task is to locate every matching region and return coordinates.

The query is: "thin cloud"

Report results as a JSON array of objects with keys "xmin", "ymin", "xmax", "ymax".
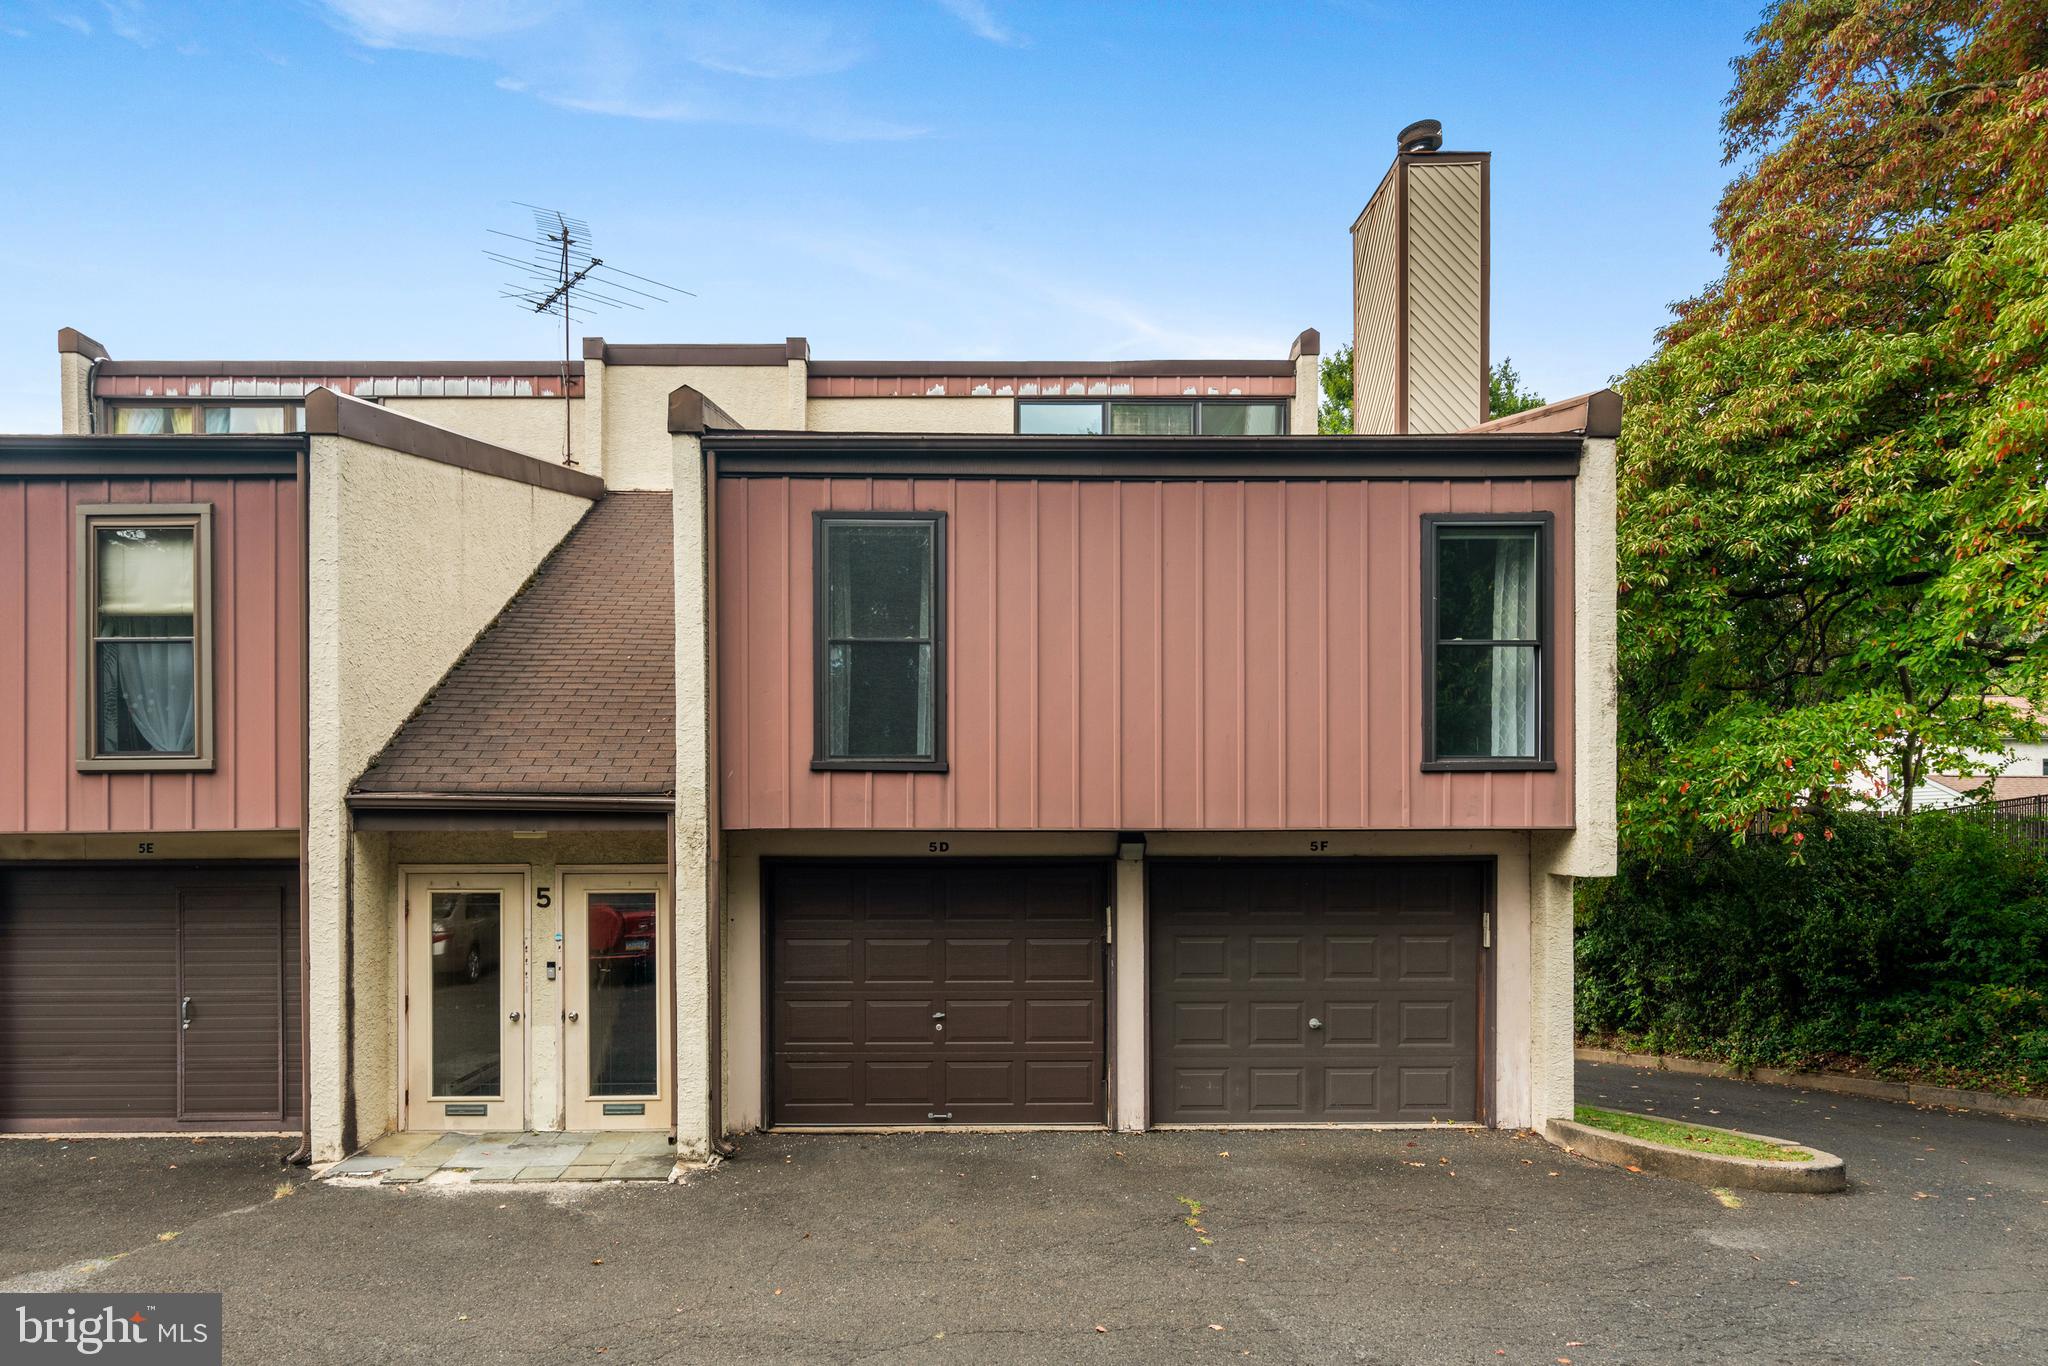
[
  {"xmin": 312, "ymin": 0, "xmax": 925, "ymax": 142},
  {"xmin": 933, "ymin": 0, "xmax": 1018, "ymax": 46}
]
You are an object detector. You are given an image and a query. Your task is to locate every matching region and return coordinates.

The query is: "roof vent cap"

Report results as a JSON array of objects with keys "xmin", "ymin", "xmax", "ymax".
[{"xmin": 1397, "ymin": 119, "xmax": 1443, "ymax": 154}]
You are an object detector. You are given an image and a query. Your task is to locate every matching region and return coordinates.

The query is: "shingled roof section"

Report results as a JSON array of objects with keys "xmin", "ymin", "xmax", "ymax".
[{"xmin": 352, "ymin": 492, "xmax": 674, "ymax": 797}]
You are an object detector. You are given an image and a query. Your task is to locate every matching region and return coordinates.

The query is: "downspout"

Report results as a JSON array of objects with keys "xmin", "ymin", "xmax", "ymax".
[
  {"xmin": 286, "ymin": 443, "xmax": 313, "ymax": 1166},
  {"xmin": 667, "ymin": 809, "xmax": 679, "ymax": 1150}
]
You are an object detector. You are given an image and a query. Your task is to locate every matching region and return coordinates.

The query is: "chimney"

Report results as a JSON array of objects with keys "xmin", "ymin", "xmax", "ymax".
[{"xmin": 1349, "ymin": 120, "xmax": 1489, "ymax": 434}]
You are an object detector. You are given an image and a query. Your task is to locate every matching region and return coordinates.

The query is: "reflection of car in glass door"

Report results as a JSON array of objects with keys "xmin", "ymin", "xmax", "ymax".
[
  {"xmin": 587, "ymin": 896, "xmax": 656, "ymax": 984},
  {"xmin": 432, "ymin": 894, "xmax": 501, "ymax": 982}
]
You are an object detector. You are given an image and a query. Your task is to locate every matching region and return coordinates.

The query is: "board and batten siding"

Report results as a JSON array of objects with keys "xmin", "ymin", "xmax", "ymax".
[
  {"xmin": 717, "ymin": 474, "xmax": 1573, "ymax": 831},
  {"xmin": 0, "ymin": 475, "xmax": 301, "ymax": 834}
]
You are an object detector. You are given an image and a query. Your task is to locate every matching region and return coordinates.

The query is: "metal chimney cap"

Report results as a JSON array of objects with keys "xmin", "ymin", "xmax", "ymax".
[{"xmin": 1397, "ymin": 119, "xmax": 1443, "ymax": 154}]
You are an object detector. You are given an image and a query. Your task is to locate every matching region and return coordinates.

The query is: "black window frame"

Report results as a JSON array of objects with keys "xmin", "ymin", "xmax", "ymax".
[
  {"xmin": 811, "ymin": 510, "xmax": 949, "ymax": 773},
  {"xmin": 1013, "ymin": 397, "xmax": 1289, "ymax": 435},
  {"xmin": 1420, "ymin": 511, "xmax": 1556, "ymax": 772}
]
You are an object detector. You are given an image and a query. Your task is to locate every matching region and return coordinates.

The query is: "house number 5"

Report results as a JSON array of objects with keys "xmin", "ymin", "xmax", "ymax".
[
  {"xmin": 1308, "ymin": 840, "xmax": 1330, "ymax": 852},
  {"xmin": 536, "ymin": 887, "xmax": 552, "ymax": 908}
]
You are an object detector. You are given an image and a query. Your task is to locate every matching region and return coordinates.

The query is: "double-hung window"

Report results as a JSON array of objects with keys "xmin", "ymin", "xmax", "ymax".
[
  {"xmin": 813, "ymin": 512, "xmax": 946, "ymax": 770},
  {"xmin": 1423, "ymin": 514, "xmax": 1552, "ymax": 769},
  {"xmin": 75, "ymin": 504, "xmax": 214, "ymax": 770}
]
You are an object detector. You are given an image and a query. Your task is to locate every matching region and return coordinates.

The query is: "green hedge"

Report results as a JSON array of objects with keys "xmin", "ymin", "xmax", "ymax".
[{"xmin": 1575, "ymin": 812, "xmax": 2048, "ymax": 1096}]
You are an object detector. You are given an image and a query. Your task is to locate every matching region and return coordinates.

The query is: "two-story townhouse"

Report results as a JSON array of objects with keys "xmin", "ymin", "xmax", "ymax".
[{"xmin": 11, "ymin": 129, "xmax": 1617, "ymax": 1166}]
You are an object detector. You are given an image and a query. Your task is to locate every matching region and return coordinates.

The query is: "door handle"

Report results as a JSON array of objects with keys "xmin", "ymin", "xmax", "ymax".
[
  {"xmin": 567, "ymin": 1010, "xmax": 580, "ymax": 1022},
  {"xmin": 508, "ymin": 1010, "xmax": 522, "ymax": 1023},
  {"xmin": 1308, "ymin": 1017, "xmax": 1323, "ymax": 1031},
  {"xmin": 931, "ymin": 1011, "xmax": 946, "ymax": 1019},
  {"xmin": 180, "ymin": 996, "xmax": 192, "ymax": 1031}
]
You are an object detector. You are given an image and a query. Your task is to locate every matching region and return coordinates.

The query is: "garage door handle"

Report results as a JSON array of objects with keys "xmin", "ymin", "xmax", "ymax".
[
  {"xmin": 180, "ymin": 996, "xmax": 192, "ymax": 1031},
  {"xmin": 930, "ymin": 1011, "xmax": 945, "ymax": 1020},
  {"xmin": 1308, "ymin": 1017, "xmax": 1323, "ymax": 1031}
]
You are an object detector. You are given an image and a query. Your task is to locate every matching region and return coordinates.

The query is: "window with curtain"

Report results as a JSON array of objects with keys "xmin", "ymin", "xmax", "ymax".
[
  {"xmin": 815, "ymin": 514, "xmax": 945, "ymax": 769},
  {"xmin": 109, "ymin": 404, "xmax": 295, "ymax": 434},
  {"xmin": 1428, "ymin": 520, "xmax": 1547, "ymax": 765},
  {"xmin": 1015, "ymin": 399, "xmax": 1287, "ymax": 435},
  {"xmin": 82, "ymin": 513, "xmax": 209, "ymax": 763}
]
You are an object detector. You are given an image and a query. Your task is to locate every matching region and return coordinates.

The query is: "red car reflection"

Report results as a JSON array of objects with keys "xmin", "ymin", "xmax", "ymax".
[{"xmin": 588, "ymin": 898, "xmax": 657, "ymax": 982}]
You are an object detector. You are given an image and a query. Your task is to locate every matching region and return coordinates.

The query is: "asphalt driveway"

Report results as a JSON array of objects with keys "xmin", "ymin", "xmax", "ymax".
[{"xmin": 2, "ymin": 1063, "xmax": 2041, "ymax": 1364}]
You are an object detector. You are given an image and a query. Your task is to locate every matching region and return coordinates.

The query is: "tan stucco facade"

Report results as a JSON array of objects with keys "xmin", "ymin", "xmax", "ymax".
[
  {"xmin": 304, "ymin": 431, "xmax": 593, "ymax": 1162},
  {"xmin": 671, "ymin": 431, "xmax": 715, "ymax": 1159},
  {"xmin": 803, "ymin": 396, "xmax": 1016, "ymax": 433},
  {"xmin": 382, "ymin": 395, "xmax": 587, "ymax": 464}
]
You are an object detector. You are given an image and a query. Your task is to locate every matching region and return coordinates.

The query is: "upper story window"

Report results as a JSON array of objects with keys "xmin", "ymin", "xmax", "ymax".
[
  {"xmin": 813, "ymin": 513, "xmax": 947, "ymax": 771},
  {"xmin": 1016, "ymin": 398, "xmax": 1286, "ymax": 435},
  {"xmin": 110, "ymin": 403, "xmax": 303, "ymax": 434},
  {"xmin": 76, "ymin": 505, "xmax": 215, "ymax": 771},
  {"xmin": 1423, "ymin": 514, "xmax": 1553, "ymax": 771}
]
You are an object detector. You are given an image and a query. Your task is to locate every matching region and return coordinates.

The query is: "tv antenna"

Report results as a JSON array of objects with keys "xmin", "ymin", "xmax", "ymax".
[{"xmin": 487, "ymin": 204, "xmax": 693, "ymax": 465}]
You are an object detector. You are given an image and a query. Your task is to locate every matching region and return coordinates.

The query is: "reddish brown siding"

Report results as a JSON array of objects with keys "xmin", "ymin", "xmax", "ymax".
[
  {"xmin": 0, "ymin": 476, "xmax": 300, "ymax": 834},
  {"xmin": 717, "ymin": 475, "xmax": 1574, "ymax": 831}
]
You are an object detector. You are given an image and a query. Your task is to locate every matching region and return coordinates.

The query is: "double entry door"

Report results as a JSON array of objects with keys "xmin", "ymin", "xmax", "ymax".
[{"xmin": 403, "ymin": 869, "xmax": 670, "ymax": 1131}]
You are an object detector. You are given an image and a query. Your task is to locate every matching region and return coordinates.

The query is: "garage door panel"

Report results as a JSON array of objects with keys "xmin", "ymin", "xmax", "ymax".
[
  {"xmin": 863, "ymin": 999, "xmax": 938, "ymax": 1045},
  {"xmin": 780, "ymin": 938, "xmax": 855, "ymax": 983},
  {"xmin": 770, "ymin": 862, "xmax": 1106, "ymax": 1126},
  {"xmin": 1, "ymin": 866, "xmax": 296, "ymax": 1130},
  {"xmin": 944, "ymin": 938, "xmax": 1015, "ymax": 981},
  {"xmin": 1150, "ymin": 862, "xmax": 1482, "ymax": 1125}
]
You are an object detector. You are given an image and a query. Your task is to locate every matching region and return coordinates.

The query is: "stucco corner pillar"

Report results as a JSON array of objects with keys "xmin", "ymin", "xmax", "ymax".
[
  {"xmin": 1288, "ymin": 327, "xmax": 1320, "ymax": 435},
  {"xmin": 1523, "ymin": 849, "xmax": 1577, "ymax": 1128},
  {"xmin": 1112, "ymin": 849, "xmax": 1147, "ymax": 1134},
  {"xmin": 57, "ymin": 328, "xmax": 106, "ymax": 434},
  {"xmin": 785, "ymin": 336, "xmax": 810, "ymax": 430},
  {"xmin": 671, "ymin": 430, "xmax": 715, "ymax": 1159},
  {"xmin": 303, "ymin": 435, "xmax": 352, "ymax": 1163},
  {"xmin": 581, "ymin": 338, "xmax": 607, "ymax": 484}
]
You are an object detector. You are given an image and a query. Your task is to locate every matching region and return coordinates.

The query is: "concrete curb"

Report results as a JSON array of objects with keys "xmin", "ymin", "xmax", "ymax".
[
  {"xmin": 1575, "ymin": 1046, "xmax": 2048, "ymax": 1122},
  {"xmin": 1545, "ymin": 1117, "xmax": 1847, "ymax": 1194}
]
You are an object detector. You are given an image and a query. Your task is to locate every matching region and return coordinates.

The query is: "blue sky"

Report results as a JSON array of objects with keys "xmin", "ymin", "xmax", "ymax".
[{"xmin": 0, "ymin": 1, "xmax": 1757, "ymax": 431}]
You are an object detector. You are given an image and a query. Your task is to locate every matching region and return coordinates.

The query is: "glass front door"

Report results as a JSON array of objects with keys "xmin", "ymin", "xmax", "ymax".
[
  {"xmin": 561, "ymin": 872, "xmax": 669, "ymax": 1130},
  {"xmin": 404, "ymin": 872, "xmax": 526, "ymax": 1131}
]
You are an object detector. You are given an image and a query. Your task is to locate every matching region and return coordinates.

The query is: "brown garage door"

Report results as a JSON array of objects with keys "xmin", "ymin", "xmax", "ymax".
[
  {"xmin": 1150, "ymin": 861, "xmax": 1484, "ymax": 1125},
  {"xmin": 769, "ymin": 862, "xmax": 1107, "ymax": 1126},
  {"xmin": 0, "ymin": 864, "xmax": 300, "ymax": 1131}
]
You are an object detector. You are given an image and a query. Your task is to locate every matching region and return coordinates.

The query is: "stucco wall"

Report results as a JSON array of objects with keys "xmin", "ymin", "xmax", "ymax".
[
  {"xmin": 603, "ymin": 365, "xmax": 799, "ymax": 491},
  {"xmin": 672, "ymin": 431, "xmax": 714, "ymax": 1158},
  {"xmin": 59, "ymin": 352, "xmax": 93, "ymax": 433},
  {"xmin": 382, "ymin": 396, "xmax": 586, "ymax": 465},
  {"xmin": 718, "ymin": 828, "xmax": 1555, "ymax": 1135},
  {"xmin": 304, "ymin": 432, "xmax": 594, "ymax": 1161},
  {"xmin": 803, "ymin": 396, "xmax": 1016, "ymax": 433}
]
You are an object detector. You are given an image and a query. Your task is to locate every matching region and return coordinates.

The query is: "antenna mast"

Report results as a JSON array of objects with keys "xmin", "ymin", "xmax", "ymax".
[{"xmin": 488, "ymin": 205, "xmax": 693, "ymax": 466}]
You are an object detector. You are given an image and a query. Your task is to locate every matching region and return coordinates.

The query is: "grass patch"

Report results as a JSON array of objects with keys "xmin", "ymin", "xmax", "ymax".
[{"xmin": 1573, "ymin": 1105, "xmax": 1813, "ymax": 1162}]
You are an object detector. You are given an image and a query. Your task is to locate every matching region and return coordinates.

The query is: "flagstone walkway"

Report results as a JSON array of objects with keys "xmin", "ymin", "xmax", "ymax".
[{"xmin": 323, "ymin": 1129, "xmax": 677, "ymax": 1183}]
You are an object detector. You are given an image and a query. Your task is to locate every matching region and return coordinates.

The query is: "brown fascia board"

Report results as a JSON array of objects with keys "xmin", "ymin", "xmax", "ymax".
[
  {"xmin": 99, "ymin": 358, "xmax": 582, "ymax": 377},
  {"xmin": 704, "ymin": 430, "xmax": 1583, "ymax": 479},
  {"xmin": 585, "ymin": 341, "xmax": 801, "ymax": 367},
  {"xmin": 667, "ymin": 384, "xmax": 744, "ymax": 435},
  {"xmin": 1463, "ymin": 388, "xmax": 1623, "ymax": 439},
  {"xmin": 808, "ymin": 357, "xmax": 1297, "ymax": 378},
  {"xmin": 0, "ymin": 433, "xmax": 302, "ymax": 476},
  {"xmin": 303, "ymin": 387, "xmax": 604, "ymax": 499},
  {"xmin": 1289, "ymin": 328, "xmax": 1321, "ymax": 361},
  {"xmin": 57, "ymin": 327, "xmax": 109, "ymax": 361}
]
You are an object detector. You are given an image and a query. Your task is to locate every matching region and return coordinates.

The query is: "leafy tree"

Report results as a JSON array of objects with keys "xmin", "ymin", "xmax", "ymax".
[
  {"xmin": 1317, "ymin": 346, "xmax": 1547, "ymax": 432},
  {"xmin": 1317, "ymin": 344, "xmax": 1353, "ymax": 433},
  {"xmin": 1618, "ymin": 0, "xmax": 2048, "ymax": 850},
  {"xmin": 1488, "ymin": 357, "xmax": 1546, "ymax": 418}
]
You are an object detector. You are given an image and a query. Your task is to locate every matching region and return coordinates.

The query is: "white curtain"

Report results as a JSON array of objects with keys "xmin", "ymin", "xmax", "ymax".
[
  {"xmin": 1490, "ymin": 537, "xmax": 1535, "ymax": 757},
  {"xmin": 106, "ymin": 644, "xmax": 197, "ymax": 753}
]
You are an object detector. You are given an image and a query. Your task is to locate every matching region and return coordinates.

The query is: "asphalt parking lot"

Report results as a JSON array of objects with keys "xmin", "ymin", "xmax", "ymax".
[{"xmin": 3, "ymin": 1061, "xmax": 2041, "ymax": 1364}]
